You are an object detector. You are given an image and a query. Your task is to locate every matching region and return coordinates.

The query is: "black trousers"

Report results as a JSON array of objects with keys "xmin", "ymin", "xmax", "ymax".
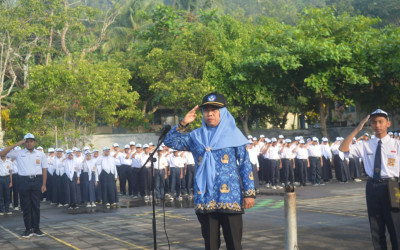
[
  {"xmin": 366, "ymin": 179, "xmax": 400, "ymax": 250},
  {"xmin": 140, "ymin": 167, "xmax": 152, "ymax": 197},
  {"xmin": 10, "ymin": 173, "xmax": 19, "ymax": 207},
  {"xmin": 119, "ymin": 164, "xmax": 130, "ymax": 195},
  {"xmin": 309, "ymin": 157, "xmax": 322, "ymax": 185},
  {"xmin": 186, "ymin": 164, "xmax": 195, "ymax": 195},
  {"xmin": 270, "ymin": 160, "xmax": 280, "ymax": 186},
  {"xmin": 127, "ymin": 167, "xmax": 134, "ymax": 195},
  {"xmin": 18, "ymin": 175, "xmax": 42, "ymax": 231},
  {"xmin": 281, "ymin": 159, "xmax": 294, "ymax": 185},
  {"xmin": 0, "ymin": 176, "xmax": 11, "ymax": 212},
  {"xmin": 131, "ymin": 168, "xmax": 140, "ymax": 196},
  {"xmin": 197, "ymin": 213, "xmax": 243, "ymax": 250},
  {"xmin": 297, "ymin": 159, "xmax": 308, "ymax": 186},
  {"xmin": 263, "ymin": 158, "xmax": 271, "ymax": 184}
]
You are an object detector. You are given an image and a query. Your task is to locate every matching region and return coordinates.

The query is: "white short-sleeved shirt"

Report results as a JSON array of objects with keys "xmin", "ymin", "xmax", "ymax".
[
  {"xmin": 248, "ymin": 147, "xmax": 259, "ymax": 167},
  {"xmin": 112, "ymin": 151, "xmax": 121, "ymax": 166},
  {"xmin": 169, "ymin": 156, "xmax": 185, "ymax": 168},
  {"xmin": 295, "ymin": 147, "xmax": 309, "ymax": 160},
  {"xmin": 268, "ymin": 146, "xmax": 281, "ymax": 160},
  {"xmin": 308, "ymin": 145, "xmax": 322, "ymax": 157},
  {"xmin": 281, "ymin": 147, "xmax": 294, "ymax": 159},
  {"xmin": 96, "ymin": 155, "xmax": 118, "ymax": 178},
  {"xmin": 140, "ymin": 153, "xmax": 152, "ymax": 168},
  {"xmin": 7, "ymin": 149, "xmax": 47, "ymax": 176},
  {"xmin": 185, "ymin": 152, "xmax": 195, "ymax": 165},
  {"xmin": 118, "ymin": 152, "xmax": 132, "ymax": 166},
  {"xmin": 347, "ymin": 134, "xmax": 400, "ymax": 178},
  {"xmin": 0, "ymin": 159, "xmax": 12, "ymax": 176},
  {"xmin": 155, "ymin": 155, "xmax": 168, "ymax": 170}
]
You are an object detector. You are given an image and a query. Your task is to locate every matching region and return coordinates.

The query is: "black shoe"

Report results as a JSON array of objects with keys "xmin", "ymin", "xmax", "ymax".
[
  {"xmin": 33, "ymin": 228, "xmax": 45, "ymax": 237},
  {"xmin": 21, "ymin": 229, "xmax": 34, "ymax": 238}
]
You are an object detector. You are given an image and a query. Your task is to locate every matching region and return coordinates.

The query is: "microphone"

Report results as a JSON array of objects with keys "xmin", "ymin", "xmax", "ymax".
[{"xmin": 158, "ymin": 125, "xmax": 172, "ymax": 142}]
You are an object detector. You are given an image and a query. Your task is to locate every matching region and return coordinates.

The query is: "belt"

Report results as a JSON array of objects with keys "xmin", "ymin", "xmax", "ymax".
[
  {"xmin": 20, "ymin": 175, "xmax": 41, "ymax": 179},
  {"xmin": 368, "ymin": 177, "xmax": 398, "ymax": 183}
]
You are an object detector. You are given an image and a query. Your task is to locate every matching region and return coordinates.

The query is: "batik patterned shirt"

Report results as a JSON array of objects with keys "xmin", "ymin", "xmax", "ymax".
[{"xmin": 164, "ymin": 126, "xmax": 256, "ymax": 214}]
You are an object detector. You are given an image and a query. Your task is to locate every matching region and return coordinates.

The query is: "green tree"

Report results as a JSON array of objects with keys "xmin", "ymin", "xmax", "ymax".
[
  {"xmin": 7, "ymin": 59, "xmax": 141, "ymax": 147},
  {"xmin": 291, "ymin": 7, "xmax": 379, "ymax": 136}
]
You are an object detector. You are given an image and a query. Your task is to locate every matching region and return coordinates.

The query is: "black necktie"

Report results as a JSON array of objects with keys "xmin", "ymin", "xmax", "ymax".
[{"xmin": 373, "ymin": 140, "xmax": 382, "ymax": 181}]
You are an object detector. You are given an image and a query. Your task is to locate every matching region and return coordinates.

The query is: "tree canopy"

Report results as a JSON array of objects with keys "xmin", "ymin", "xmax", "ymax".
[{"xmin": 1, "ymin": 0, "xmax": 400, "ymax": 146}]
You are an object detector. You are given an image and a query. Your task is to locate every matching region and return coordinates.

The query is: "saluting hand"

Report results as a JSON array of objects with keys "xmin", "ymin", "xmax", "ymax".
[
  {"xmin": 181, "ymin": 105, "xmax": 199, "ymax": 126},
  {"xmin": 356, "ymin": 115, "xmax": 370, "ymax": 132}
]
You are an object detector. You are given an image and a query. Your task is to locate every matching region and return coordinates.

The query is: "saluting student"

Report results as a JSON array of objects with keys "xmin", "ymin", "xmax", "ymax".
[
  {"xmin": 140, "ymin": 144, "xmax": 152, "ymax": 201},
  {"xmin": 307, "ymin": 138, "xmax": 324, "ymax": 186},
  {"xmin": 9, "ymin": 149, "xmax": 20, "ymax": 211},
  {"xmin": 127, "ymin": 141, "xmax": 136, "ymax": 196},
  {"xmin": 154, "ymin": 147, "xmax": 168, "ymax": 201},
  {"xmin": 168, "ymin": 150, "xmax": 185, "ymax": 200},
  {"xmin": 340, "ymin": 109, "xmax": 400, "ymax": 249},
  {"xmin": 96, "ymin": 147, "xmax": 118, "ymax": 208},
  {"xmin": 268, "ymin": 138, "xmax": 283, "ymax": 190},
  {"xmin": 118, "ymin": 145, "xmax": 132, "ymax": 196},
  {"xmin": 247, "ymin": 140, "xmax": 260, "ymax": 190},
  {"xmin": 130, "ymin": 144, "xmax": 143, "ymax": 198},
  {"xmin": 0, "ymin": 133, "xmax": 47, "ymax": 238},
  {"xmin": 280, "ymin": 139, "xmax": 295, "ymax": 186},
  {"xmin": 293, "ymin": 140, "xmax": 309, "ymax": 186},
  {"xmin": 0, "ymin": 151, "xmax": 13, "ymax": 215}
]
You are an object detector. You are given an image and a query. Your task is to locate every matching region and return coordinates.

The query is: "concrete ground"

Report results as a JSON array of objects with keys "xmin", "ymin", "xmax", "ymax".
[{"xmin": 0, "ymin": 180, "xmax": 384, "ymax": 249}]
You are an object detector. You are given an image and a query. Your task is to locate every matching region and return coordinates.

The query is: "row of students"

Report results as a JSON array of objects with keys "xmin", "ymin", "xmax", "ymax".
[{"xmin": 246, "ymin": 133, "xmax": 380, "ymax": 189}]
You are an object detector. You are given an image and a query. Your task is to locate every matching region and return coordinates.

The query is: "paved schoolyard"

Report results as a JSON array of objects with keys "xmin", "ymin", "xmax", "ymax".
[{"xmin": 0, "ymin": 181, "xmax": 380, "ymax": 249}]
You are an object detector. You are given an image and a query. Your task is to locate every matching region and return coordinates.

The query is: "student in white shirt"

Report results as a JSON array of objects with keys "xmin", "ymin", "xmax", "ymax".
[
  {"xmin": 140, "ymin": 144, "xmax": 152, "ymax": 201},
  {"xmin": 293, "ymin": 140, "xmax": 309, "ymax": 186},
  {"xmin": 9, "ymin": 157, "xmax": 19, "ymax": 210},
  {"xmin": 46, "ymin": 148, "xmax": 56, "ymax": 204},
  {"xmin": 130, "ymin": 144, "xmax": 143, "ymax": 198},
  {"xmin": 154, "ymin": 147, "xmax": 168, "ymax": 201},
  {"xmin": 117, "ymin": 145, "xmax": 131, "ymax": 196},
  {"xmin": 247, "ymin": 140, "xmax": 260, "ymax": 190},
  {"xmin": 307, "ymin": 138, "xmax": 324, "ymax": 186},
  {"xmin": 267, "ymin": 138, "xmax": 283, "ymax": 189},
  {"xmin": 340, "ymin": 109, "xmax": 400, "ymax": 249},
  {"xmin": 62, "ymin": 150, "xmax": 80, "ymax": 209},
  {"xmin": 127, "ymin": 142, "xmax": 136, "ymax": 196},
  {"xmin": 96, "ymin": 147, "xmax": 118, "ymax": 208},
  {"xmin": 80, "ymin": 151, "xmax": 97, "ymax": 207},
  {"xmin": 280, "ymin": 139, "xmax": 295, "ymax": 186},
  {"xmin": 184, "ymin": 151, "xmax": 195, "ymax": 197},
  {"xmin": 169, "ymin": 150, "xmax": 185, "ymax": 200},
  {"xmin": 54, "ymin": 149, "xmax": 65, "ymax": 207},
  {"xmin": 321, "ymin": 138, "xmax": 333, "ymax": 182},
  {"xmin": 0, "ymin": 153, "xmax": 13, "ymax": 215}
]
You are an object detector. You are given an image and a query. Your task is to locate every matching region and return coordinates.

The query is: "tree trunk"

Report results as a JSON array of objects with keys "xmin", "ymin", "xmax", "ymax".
[
  {"xmin": 0, "ymin": 104, "xmax": 3, "ymax": 146},
  {"xmin": 241, "ymin": 113, "xmax": 250, "ymax": 136},
  {"xmin": 173, "ymin": 108, "xmax": 179, "ymax": 125},
  {"xmin": 319, "ymin": 99, "xmax": 329, "ymax": 138}
]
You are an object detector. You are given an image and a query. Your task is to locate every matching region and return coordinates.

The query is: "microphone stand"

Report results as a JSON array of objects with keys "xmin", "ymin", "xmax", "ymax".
[{"xmin": 139, "ymin": 130, "xmax": 170, "ymax": 250}]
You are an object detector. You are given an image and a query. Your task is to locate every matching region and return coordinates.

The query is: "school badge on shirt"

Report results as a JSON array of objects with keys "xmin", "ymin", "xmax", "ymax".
[
  {"xmin": 388, "ymin": 158, "xmax": 396, "ymax": 167},
  {"xmin": 36, "ymin": 159, "xmax": 40, "ymax": 165}
]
